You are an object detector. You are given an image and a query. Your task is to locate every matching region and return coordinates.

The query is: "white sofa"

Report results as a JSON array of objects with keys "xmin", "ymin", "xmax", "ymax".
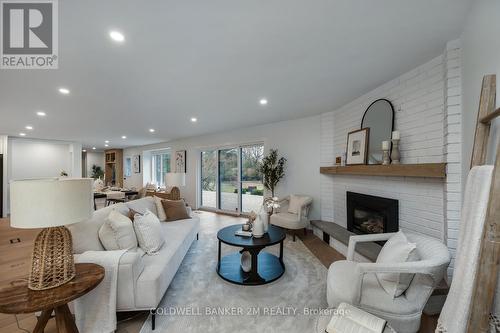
[{"xmin": 68, "ymin": 197, "xmax": 200, "ymax": 329}]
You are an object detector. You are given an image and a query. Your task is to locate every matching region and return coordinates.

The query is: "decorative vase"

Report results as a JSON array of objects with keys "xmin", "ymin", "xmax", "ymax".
[
  {"xmin": 260, "ymin": 209, "xmax": 269, "ymax": 233},
  {"xmin": 240, "ymin": 251, "xmax": 251, "ymax": 273},
  {"xmin": 252, "ymin": 216, "xmax": 265, "ymax": 238}
]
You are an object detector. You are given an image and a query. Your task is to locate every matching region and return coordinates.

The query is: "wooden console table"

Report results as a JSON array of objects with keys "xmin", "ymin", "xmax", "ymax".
[{"xmin": 0, "ymin": 263, "xmax": 104, "ymax": 333}]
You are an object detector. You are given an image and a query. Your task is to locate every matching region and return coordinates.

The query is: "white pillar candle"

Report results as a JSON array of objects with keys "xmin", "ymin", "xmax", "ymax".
[
  {"xmin": 392, "ymin": 131, "xmax": 400, "ymax": 140},
  {"xmin": 382, "ymin": 140, "xmax": 390, "ymax": 150}
]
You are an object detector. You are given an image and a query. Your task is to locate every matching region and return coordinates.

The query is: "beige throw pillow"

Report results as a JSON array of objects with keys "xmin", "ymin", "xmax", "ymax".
[
  {"xmin": 376, "ymin": 231, "xmax": 420, "ymax": 298},
  {"xmin": 153, "ymin": 196, "xmax": 167, "ymax": 221},
  {"xmin": 99, "ymin": 210, "xmax": 138, "ymax": 251},
  {"xmin": 133, "ymin": 209, "xmax": 165, "ymax": 255},
  {"xmin": 161, "ymin": 199, "xmax": 191, "ymax": 221},
  {"xmin": 288, "ymin": 195, "xmax": 308, "ymax": 214}
]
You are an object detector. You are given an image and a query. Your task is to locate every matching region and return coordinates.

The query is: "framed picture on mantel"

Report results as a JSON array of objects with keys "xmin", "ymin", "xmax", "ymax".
[{"xmin": 346, "ymin": 128, "xmax": 369, "ymax": 165}]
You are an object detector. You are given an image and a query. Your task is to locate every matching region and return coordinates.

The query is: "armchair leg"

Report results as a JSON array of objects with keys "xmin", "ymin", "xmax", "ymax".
[
  {"xmin": 304, "ymin": 228, "xmax": 307, "ymax": 235},
  {"xmin": 293, "ymin": 233, "xmax": 296, "ymax": 242},
  {"xmin": 197, "ymin": 233, "xmax": 199, "ymax": 240}
]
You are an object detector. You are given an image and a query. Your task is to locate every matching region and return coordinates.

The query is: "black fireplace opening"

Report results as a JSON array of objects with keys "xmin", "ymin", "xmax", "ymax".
[{"xmin": 347, "ymin": 192, "xmax": 398, "ymax": 236}]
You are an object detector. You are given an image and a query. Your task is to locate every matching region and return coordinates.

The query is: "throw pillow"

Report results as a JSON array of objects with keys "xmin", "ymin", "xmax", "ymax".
[
  {"xmin": 133, "ymin": 209, "xmax": 165, "ymax": 254},
  {"xmin": 288, "ymin": 195, "xmax": 307, "ymax": 214},
  {"xmin": 153, "ymin": 196, "xmax": 167, "ymax": 221},
  {"xmin": 127, "ymin": 208, "xmax": 141, "ymax": 221},
  {"xmin": 99, "ymin": 210, "xmax": 138, "ymax": 251},
  {"xmin": 161, "ymin": 199, "xmax": 191, "ymax": 222},
  {"xmin": 376, "ymin": 231, "xmax": 420, "ymax": 298}
]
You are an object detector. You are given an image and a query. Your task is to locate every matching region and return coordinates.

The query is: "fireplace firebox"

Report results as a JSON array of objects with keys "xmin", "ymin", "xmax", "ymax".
[{"xmin": 347, "ymin": 192, "xmax": 398, "ymax": 235}]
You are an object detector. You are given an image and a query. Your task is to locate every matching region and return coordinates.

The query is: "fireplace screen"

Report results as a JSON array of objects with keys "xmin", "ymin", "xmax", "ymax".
[{"xmin": 347, "ymin": 192, "xmax": 398, "ymax": 236}]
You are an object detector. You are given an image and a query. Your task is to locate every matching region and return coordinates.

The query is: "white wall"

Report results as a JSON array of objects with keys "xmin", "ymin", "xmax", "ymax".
[
  {"xmin": 5, "ymin": 138, "xmax": 80, "ymax": 214},
  {"xmin": 461, "ymin": 0, "xmax": 500, "ymax": 181},
  {"xmin": 460, "ymin": 0, "xmax": 500, "ymax": 312},
  {"xmin": 86, "ymin": 152, "xmax": 105, "ymax": 178},
  {"xmin": 124, "ymin": 115, "xmax": 322, "ymax": 219}
]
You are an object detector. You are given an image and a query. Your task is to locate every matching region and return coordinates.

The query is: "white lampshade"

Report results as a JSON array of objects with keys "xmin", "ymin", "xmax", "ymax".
[
  {"xmin": 165, "ymin": 172, "xmax": 186, "ymax": 187},
  {"xmin": 10, "ymin": 178, "xmax": 93, "ymax": 229}
]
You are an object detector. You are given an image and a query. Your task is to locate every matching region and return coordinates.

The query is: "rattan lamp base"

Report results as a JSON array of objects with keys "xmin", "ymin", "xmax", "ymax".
[
  {"xmin": 29, "ymin": 226, "xmax": 76, "ymax": 291},
  {"xmin": 170, "ymin": 186, "xmax": 181, "ymax": 200}
]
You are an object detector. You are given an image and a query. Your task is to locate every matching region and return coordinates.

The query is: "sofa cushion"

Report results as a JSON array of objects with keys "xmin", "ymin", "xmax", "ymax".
[
  {"xmin": 69, "ymin": 203, "xmax": 129, "ymax": 253},
  {"xmin": 133, "ymin": 210, "xmax": 165, "ymax": 254},
  {"xmin": 376, "ymin": 231, "xmax": 419, "ymax": 297},
  {"xmin": 99, "ymin": 210, "xmax": 138, "ymax": 251},
  {"xmin": 152, "ymin": 196, "xmax": 167, "ymax": 221},
  {"xmin": 127, "ymin": 196, "xmax": 158, "ymax": 216},
  {"xmin": 161, "ymin": 199, "xmax": 191, "ymax": 221},
  {"xmin": 135, "ymin": 216, "xmax": 200, "ymax": 309}
]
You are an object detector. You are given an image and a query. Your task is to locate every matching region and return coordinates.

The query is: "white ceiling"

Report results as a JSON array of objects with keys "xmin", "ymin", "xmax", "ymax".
[{"xmin": 0, "ymin": 0, "xmax": 472, "ymax": 150}]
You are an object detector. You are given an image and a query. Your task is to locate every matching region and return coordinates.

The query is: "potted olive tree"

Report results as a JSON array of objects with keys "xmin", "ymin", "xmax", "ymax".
[{"xmin": 258, "ymin": 149, "xmax": 286, "ymax": 197}]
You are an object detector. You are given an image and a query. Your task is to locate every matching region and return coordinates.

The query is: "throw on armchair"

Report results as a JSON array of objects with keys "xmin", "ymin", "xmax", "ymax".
[
  {"xmin": 326, "ymin": 232, "xmax": 450, "ymax": 333},
  {"xmin": 270, "ymin": 195, "xmax": 312, "ymax": 241}
]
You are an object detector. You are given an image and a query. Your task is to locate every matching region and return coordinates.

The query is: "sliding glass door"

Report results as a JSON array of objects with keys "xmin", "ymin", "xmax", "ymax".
[
  {"xmin": 201, "ymin": 150, "xmax": 217, "ymax": 208},
  {"xmin": 241, "ymin": 145, "xmax": 264, "ymax": 212},
  {"xmin": 219, "ymin": 148, "xmax": 239, "ymax": 211},
  {"xmin": 200, "ymin": 144, "xmax": 264, "ymax": 213}
]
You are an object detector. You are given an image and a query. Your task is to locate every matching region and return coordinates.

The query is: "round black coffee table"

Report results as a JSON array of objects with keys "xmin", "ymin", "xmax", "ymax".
[{"xmin": 217, "ymin": 224, "xmax": 286, "ymax": 285}]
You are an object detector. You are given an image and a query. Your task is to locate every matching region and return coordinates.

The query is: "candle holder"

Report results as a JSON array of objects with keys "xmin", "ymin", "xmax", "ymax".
[
  {"xmin": 391, "ymin": 139, "xmax": 401, "ymax": 164},
  {"xmin": 382, "ymin": 148, "xmax": 391, "ymax": 165}
]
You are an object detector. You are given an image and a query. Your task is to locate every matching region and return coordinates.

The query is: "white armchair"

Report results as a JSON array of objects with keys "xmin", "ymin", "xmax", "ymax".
[
  {"xmin": 327, "ymin": 232, "xmax": 450, "ymax": 333},
  {"xmin": 270, "ymin": 195, "xmax": 313, "ymax": 241}
]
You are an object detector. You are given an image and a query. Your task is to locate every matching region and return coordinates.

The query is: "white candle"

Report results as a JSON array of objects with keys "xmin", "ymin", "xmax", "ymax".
[
  {"xmin": 392, "ymin": 130, "xmax": 400, "ymax": 140},
  {"xmin": 382, "ymin": 141, "xmax": 390, "ymax": 150}
]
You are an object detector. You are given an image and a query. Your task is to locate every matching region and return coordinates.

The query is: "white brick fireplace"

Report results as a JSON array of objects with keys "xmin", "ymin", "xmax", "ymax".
[{"xmin": 319, "ymin": 40, "xmax": 462, "ymax": 277}]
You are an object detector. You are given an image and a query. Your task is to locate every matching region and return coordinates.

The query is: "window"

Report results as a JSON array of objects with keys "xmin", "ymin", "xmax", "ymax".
[
  {"xmin": 124, "ymin": 157, "xmax": 132, "ymax": 177},
  {"xmin": 151, "ymin": 151, "xmax": 171, "ymax": 187},
  {"xmin": 200, "ymin": 143, "xmax": 264, "ymax": 213}
]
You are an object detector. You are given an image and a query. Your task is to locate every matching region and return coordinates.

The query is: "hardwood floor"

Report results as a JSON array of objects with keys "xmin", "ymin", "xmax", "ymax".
[{"xmin": 0, "ymin": 212, "xmax": 437, "ymax": 332}]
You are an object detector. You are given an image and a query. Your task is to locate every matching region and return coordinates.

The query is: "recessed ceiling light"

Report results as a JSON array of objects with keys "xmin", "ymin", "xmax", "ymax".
[
  {"xmin": 92, "ymin": 147, "xmax": 96, "ymax": 150},
  {"xmin": 82, "ymin": 149, "xmax": 87, "ymax": 152},
  {"xmin": 58, "ymin": 87, "xmax": 70, "ymax": 95},
  {"xmin": 105, "ymin": 144, "xmax": 109, "ymax": 147},
  {"xmin": 105, "ymin": 140, "xmax": 109, "ymax": 143},
  {"xmin": 25, "ymin": 125, "xmax": 33, "ymax": 130},
  {"xmin": 109, "ymin": 31, "xmax": 125, "ymax": 42},
  {"xmin": 190, "ymin": 117, "xmax": 197, "ymax": 122},
  {"xmin": 149, "ymin": 128, "xmax": 155, "ymax": 133},
  {"xmin": 19, "ymin": 132, "xmax": 26, "ymax": 136},
  {"xmin": 36, "ymin": 111, "xmax": 46, "ymax": 117},
  {"xmin": 121, "ymin": 135, "xmax": 127, "ymax": 139},
  {"xmin": 259, "ymin": 98, "xmax": 268, "ymax": 105}
]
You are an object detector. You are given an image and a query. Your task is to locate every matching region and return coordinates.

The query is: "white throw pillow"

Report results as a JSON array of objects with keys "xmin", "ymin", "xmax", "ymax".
[
  {"xmin": 288, "ymin": 195, "xmax": 308, "ymax": 214},
  {"xmin": 376, "ymin": 231, "xmax": 419, "ymax": 298},
  {"xmin": 99, "ymin": 210, "xmax": 138, "ymax": 251},
  {"xmin": 153, "ymin": 196, "xmax": 167, "ymax": 222},
  {"xmin": 133, "ymin": 209, "xmax": 165, "ymax": 255}
]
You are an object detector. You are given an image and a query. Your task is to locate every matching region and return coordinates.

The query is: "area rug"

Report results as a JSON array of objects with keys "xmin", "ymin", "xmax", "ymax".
[{"xmin": 139, "ymin": 214, "xmax": 328, "ymax": 333}]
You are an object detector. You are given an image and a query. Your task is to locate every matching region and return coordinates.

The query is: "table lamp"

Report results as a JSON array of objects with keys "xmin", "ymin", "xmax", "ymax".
[
  {"xmin": 165, "ymin": 172, "xmax": 186, "ymax": 200},
  {"xmin": 10, "ymin": 178, "xmax": 93, "ymax": 290}
]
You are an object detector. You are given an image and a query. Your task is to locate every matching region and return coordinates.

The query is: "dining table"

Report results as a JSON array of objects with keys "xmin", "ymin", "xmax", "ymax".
[{"xmin": 93, "ymin": 189, "xmax": 139, "ymax": 210}]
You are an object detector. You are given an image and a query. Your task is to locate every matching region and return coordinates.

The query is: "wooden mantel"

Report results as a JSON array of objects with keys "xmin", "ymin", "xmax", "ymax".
[{"xmin": 320, "ymin": 163, "xmax": 446, "ymax": 179}]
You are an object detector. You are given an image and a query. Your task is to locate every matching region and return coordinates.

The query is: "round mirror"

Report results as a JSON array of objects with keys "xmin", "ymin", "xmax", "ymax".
[{"xmin": 361, "ymin": 99, "xmax": 394, "ymax": 164}]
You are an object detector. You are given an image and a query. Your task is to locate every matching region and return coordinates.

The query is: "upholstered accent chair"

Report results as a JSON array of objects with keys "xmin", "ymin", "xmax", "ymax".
[
  {"xmin": 270, "ymin": 195, "xmax": 313, "ymax": 241},
  {"xmin": 327, "ymin": 232, "xmax": 450, "ymax": 333}
]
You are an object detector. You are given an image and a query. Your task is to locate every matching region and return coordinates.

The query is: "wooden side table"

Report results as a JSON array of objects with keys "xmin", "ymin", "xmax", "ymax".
[{"xmin": 0, "ymin": 263, "xmax": 104, "ymax": 333}]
